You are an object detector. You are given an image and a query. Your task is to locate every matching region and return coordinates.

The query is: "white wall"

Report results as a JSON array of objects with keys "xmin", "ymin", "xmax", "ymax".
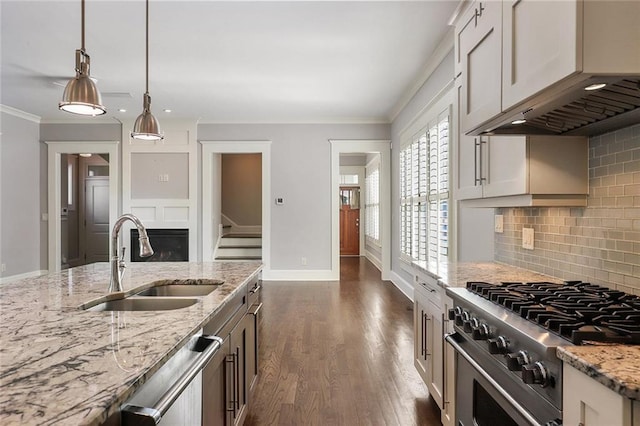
[
  {"xmin": 198, "ymin": 123, "xmax": 390, "ymax": 271},
  {"xmin": 1, "ymin": 111, "xmax": 42, "ymax": 278}
]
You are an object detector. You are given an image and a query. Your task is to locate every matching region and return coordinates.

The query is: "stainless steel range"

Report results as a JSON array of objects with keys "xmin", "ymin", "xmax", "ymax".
[{"xmin": 445, "ymin": 280, "xmax": 640, "ymax": 426}]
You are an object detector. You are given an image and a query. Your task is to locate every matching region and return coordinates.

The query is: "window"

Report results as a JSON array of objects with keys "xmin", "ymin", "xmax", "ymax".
[
  {"xmin": 365, "ymin": 158, "xmax": 380, "ymax": 244},
  {"xmin": 399, "ymin": 106, "xmax": 450, "ymax": 265}
]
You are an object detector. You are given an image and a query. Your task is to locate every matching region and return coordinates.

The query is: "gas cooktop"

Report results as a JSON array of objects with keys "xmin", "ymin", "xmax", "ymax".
[{"xmin": 465, "ymin": 281, "xmax": 640, "ymax": 345}]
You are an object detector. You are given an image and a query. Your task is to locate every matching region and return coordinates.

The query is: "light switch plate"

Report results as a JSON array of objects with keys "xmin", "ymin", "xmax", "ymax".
[
  {"xmin": 522, "ymin": 228, "xmax": 534, "ymax": 250},
  {"xmin": 494, "ymin": 215, "xmax": 504, "ymax": 233}
]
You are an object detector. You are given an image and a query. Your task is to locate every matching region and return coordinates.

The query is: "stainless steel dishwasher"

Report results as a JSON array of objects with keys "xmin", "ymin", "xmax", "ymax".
[{"xmin": 121, "ymin": 333, "xmax": 224, "ymax": 426}]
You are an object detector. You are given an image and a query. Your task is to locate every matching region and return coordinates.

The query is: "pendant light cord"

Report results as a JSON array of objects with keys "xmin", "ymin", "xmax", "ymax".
[
  {"xmin": 145, "ymin": 0, "xmax": 149, "ymax": 94},
  {"xmin": 81, "ymin": 0, "xmax": 85, "ymax": 51}
]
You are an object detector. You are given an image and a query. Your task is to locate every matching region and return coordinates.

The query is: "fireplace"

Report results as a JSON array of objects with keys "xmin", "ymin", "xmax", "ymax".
[{"xmin": 130, "ymin": 228, "xmax": 189, "ymax": 262}]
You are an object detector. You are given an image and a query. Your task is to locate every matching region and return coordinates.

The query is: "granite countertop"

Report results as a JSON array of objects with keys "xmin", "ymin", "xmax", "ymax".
[
  {"xmin": 557, "ymin": 345, "xmax": 640, "ymax": 401},
  {"xmin": 0, "ymin": 261, "xmax": 262, "ymax": 426},
  {"xmin": 413, "ymin": 260, "xmax": 562, "ymax": 288}
]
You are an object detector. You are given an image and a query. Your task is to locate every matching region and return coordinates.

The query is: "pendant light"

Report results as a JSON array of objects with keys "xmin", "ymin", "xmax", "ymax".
[
  {"xmin": 59, "ymin": 0, "xmax": 106, "ymax": 116},
  {"xmin": 131, "ymin": 0, "xmax": 163, "ymax": 141}
]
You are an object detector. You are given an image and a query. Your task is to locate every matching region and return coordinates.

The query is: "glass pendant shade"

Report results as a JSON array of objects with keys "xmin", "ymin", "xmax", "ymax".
[{"xmin": 131, "ymin": 93, "xmax": 163, "ymax": 140}]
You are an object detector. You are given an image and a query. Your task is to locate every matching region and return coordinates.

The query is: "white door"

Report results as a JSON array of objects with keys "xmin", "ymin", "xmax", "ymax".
[{"xmin": 84, "ymin": 178, "xmax": 110, "ymax": 263}]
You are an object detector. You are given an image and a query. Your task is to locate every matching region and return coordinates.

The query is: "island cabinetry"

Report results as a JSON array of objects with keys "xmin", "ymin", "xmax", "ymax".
[
  {"xmin": 456, "ymin": 133, "xmax": 588, "ymax": 207},
  {"xmin": 563, "ymin": 363, "xmax": 634, "ymax": 426},
  {"xmin": 202, "ymin": 275, "xmax": 260, "ymax": 426},
  {"xmin": 414, "ymin": 272, "xmax": 444, "ymax": 410}
]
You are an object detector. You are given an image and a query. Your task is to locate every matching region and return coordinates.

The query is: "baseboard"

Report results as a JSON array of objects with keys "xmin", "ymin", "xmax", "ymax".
[
  {"xmin": 364, "ymin": 251, "xmax": 382, "ymax": 272},
  {"xmin": 389, "ymin": 270, "xmax": 414, "ymax": 302},
  {"xmin": 0, "ymin": 269, "xmax": 48, "ymax": 285},
  {"xmin": 262, "ymin": 269, "xmax": 336, "ymax": 281}
]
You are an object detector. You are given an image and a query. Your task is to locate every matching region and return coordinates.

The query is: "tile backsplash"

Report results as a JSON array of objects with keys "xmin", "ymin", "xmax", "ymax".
[{"xmin": 495, "ymin": 124, "xmax": 640, "ymax": 294}]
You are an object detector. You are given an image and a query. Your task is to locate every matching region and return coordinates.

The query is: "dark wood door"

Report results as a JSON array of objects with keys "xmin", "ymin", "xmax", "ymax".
[{"xmin": 340, "ymin": 187, "xmax": 360, "ymax": 256}]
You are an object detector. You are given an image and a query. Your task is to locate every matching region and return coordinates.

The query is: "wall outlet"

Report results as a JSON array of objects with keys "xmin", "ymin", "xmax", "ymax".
[
  {"xmin": 1, "ymin": 263, "xmax": 6, "ymax": 273},
  {"xmin": 522, "ymin": 228, "xmax": 534, "ymax": 250},
  {"xmin": 301, "ymin": 257, "xmax": 307, "ymax": 266},
  {"xmin": 158, "ymin": 174, "xmax": 170, "ymax": 182},
  {"xmin": 494, "ymin": 214, "xmax": 504, "ymax": 233}
]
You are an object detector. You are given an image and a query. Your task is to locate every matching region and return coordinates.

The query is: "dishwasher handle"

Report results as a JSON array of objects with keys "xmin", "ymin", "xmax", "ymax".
[{"xmin": 121, "ymin": 334, "xmax": 224, "ymax": 426}]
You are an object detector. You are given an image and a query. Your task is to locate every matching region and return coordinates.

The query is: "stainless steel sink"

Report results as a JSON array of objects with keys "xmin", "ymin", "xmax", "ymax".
[
  {"xmin": 135, "ymin": 284, "xmax": 220, "ymax": 297},
  {"xmin": 85, "ymin": 297, "xmax": 199, "ymax": 312}
]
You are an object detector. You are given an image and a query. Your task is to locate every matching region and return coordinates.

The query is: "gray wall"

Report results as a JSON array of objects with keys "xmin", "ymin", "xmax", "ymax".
[
  {"xmin": 222, "ymin": 153, "xmax": 262, "ymax": 226},
  {"xmin": 1, "ymin": 112, "xmax": 41, "ymax": 277},
  {"xmin": 198, "ymin": 123, "xmax": 390, "ymax": 270},
  {"xmin": 496, "ymin": 124, "xmax": 640, "ymax": 294}
]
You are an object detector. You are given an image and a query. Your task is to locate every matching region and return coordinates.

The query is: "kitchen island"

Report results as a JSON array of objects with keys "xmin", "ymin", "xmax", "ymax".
[{"xmin": 0, "ymin": 261, "xmax": 262, "ymax": 426}]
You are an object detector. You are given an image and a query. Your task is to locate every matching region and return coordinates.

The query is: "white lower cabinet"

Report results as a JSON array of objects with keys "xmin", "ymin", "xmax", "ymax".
[
  {"xmin": 563, "ymin": 363, "xmax": 634, "ymax": 426},
  {"xmin": 413, "ymin": 272, "xmax": 454, "ymax": 424},
  {"xmin": 441, "ymin": 295, "xmax": 455, "ymax": 426}
]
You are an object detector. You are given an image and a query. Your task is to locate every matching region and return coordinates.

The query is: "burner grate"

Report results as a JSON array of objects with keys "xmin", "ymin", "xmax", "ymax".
[{"xmin": 465, "ymin": 280, "xmax": 640, "ymax": 344}]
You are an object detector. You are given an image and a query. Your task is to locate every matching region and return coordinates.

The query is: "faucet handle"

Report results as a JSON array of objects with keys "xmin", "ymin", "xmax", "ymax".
[{"xmin": 120, "ymin": 246, "xmax": 127, "ymax": 262}]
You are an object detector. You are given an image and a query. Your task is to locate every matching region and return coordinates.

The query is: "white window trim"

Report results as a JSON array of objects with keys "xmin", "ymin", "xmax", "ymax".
[
  {"xmin": 365, "ymin": 156, "xmax": 381, "ymax": 247},
  {"xmin": 398, "ymin": 86, "xmax": 454, "ymax": 270}
]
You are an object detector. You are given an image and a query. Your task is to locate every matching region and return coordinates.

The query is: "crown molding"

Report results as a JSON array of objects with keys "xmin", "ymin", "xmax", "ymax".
[
  {"xmin": 0, "ymin": 105, "xmax": 41, "ymax": 123},
  {"xmin": 388, "ymin": 26, "xmax": 455, "ymax": 123}
]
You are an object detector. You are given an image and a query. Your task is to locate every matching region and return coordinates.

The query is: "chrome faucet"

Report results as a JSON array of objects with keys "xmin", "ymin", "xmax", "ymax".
[{"xmin": 109, "ymin": 213, "xmax": 154, "ymax": 293}]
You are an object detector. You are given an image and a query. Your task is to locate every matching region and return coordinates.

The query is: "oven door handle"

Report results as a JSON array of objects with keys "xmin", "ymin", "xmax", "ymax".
[{"xmin": 445, "ymin": 334, "xmax": 543, "ymax": 426}]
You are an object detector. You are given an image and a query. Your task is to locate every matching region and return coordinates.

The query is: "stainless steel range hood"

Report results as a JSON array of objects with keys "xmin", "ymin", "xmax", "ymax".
[{"xmin": 469, "ymin": 76, "xmax": 640, "ymax": 137}]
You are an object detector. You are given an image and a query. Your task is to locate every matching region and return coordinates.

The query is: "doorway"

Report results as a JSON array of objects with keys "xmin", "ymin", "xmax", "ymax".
[
  {"xmin": 330, "ymin": 140, "xmax": 391, "ymax": 281},
  {"xmin": 61, "ymin": 153, "xmax": 110, "ymax": 268},
  {"xmin": 46, "ymin": 141, "xmax": 120, "ymax": 272},
  {"xmin": 200, "ymin": 140, "xmax": 271, "ymax": 274}
]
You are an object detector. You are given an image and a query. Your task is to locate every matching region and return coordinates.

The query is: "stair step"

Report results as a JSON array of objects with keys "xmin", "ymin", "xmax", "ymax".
[
  {"xmin": 215, "ymin": 256, "xmax": 262, "ymax": 260},
  {"xmin": 218, "ymin": 245, "xmax": 261, "ymax": 249},
  {"xmin": 219, "ymin": 237, "xmax": 262, "ymax": 247},
  {"xmin": 216, "ymin": 247, "xmax": 262, "ymax": 257}
]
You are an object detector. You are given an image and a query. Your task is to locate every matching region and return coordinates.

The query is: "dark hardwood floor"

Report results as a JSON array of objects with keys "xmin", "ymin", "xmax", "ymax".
[{"xmin": 245, "ymin": 257, "xmax": 442, "ymax": 425}]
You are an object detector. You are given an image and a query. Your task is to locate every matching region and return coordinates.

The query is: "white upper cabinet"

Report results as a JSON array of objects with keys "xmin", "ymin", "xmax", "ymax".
[
  {"xmin": 501, "ymin": 0, "xmax": 580, "ymax": 111},
  {"xmin": 456, "ymin": 134, "xmax": 589, "ymax": 207},
  {"xmin": 458, "ymin": 1, "xmax": 502, "ymax": 133},
  {"xmin": 454, "ymin": 0, "xmax": 640, "ymax": 135}
]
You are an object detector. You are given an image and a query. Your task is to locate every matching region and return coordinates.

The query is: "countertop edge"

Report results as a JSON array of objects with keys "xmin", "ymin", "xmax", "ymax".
[{"xmin": 557, "ymin": 346, "xmax": 640, "ymax": 401}]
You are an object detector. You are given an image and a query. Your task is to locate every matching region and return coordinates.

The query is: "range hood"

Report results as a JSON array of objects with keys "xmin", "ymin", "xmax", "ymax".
[{"xmin": 469, "ymin": 76, "xmax": 640, "ymax": 137}]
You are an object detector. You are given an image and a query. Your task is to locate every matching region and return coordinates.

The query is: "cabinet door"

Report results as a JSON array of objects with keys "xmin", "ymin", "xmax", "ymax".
[
  {"xmin": 459, "ymin": 0, "xmax": 502, "ymax": 133},
  {"xmin": 202, "ymin": 337, "xmax": 231, "ymax": 426},
  {"xmin": 229, "ymin": 314, "xmax": 252, "ymax": 426},
  {"xmin": 413, "ymin": 295, "xmax": 429, "ymax": 384},
  {"xmin": 455, "ymin": 78, "xmax": 484, "ymax": 200},
  {"xmin": 428, "ymin": 305, "xmax": 444, "ymax": 410},
  {"xmin": 502, "ymin": 0, "xmax": 580, "ymax": 110},
  {"xmin": 563, "ymin": 364, "xmax": 633, "ymax": 426},
  {"xmin": 247, "ymin": 302, "xmax": 262, "ymax": 396},
  {"xmin": 482, "ymin": 135, "xmax": 528, "ymax": 198},
  {"xmin": 441, "ymin": 296, "xmax": 455, "ymax": 426}
]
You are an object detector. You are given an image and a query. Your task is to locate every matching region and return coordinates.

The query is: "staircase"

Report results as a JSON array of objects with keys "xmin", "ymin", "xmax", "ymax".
[{"xmin": 215, "ymin": 233, "xmax": 262, "ymax": 261}]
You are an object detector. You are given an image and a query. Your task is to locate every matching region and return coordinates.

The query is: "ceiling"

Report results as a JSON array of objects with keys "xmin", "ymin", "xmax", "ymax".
[{"xmin": 1, "ymin": 1, "xmax": 459, "ymax": 124}]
